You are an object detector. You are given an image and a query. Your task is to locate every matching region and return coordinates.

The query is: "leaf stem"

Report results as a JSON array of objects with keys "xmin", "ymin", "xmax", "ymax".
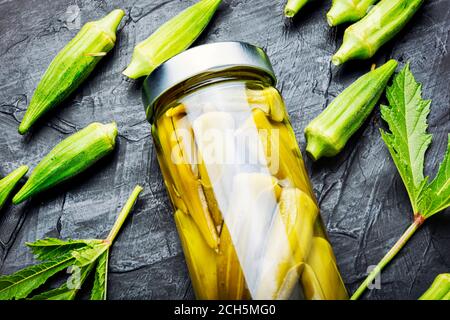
[
  {"xmin": 351, "ymin": 214, "xmax": 425, "ymax": 300},
  {"xmin": 106, "ymin": 186, "xmax": 143, "ymax": 244}
]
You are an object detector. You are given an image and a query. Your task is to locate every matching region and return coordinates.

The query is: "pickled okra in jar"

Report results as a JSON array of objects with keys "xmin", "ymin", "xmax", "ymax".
[{"xmin": 143, "ymin": 42, "xmax": 348, "ymax": 300}]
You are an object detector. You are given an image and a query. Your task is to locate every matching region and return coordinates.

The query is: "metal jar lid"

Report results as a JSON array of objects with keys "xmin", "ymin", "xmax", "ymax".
[{"xmin": 142, "ymin": 41, "xmax": 277, "ymax": 120}]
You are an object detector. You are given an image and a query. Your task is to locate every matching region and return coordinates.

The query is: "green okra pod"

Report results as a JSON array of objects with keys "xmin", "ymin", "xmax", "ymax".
[
  {"xmin": 419, "ymin": 274, "xmax": 450, "ymax": 300},
  {"xmin": 284, "ymin": 0, "xmax": 315, "ymax": 18},
  {"xmin": 13, "ymin": 122, "xmax": 118, "ymax": 204},
  {"xmin": 327, "ymin": 0, "xmax": 378, "ymax": 26},
  {"xmin": 304, "ymin": 59, "xmax": 397, "ymax": 161},
  {"xmin": 123, "ymin": 0, "xmax": 221, "ymax": 79},
  {"xmin": 332, "ymin": 0, "xmax": 424, "ymax": 65},
  {"xmin": 19, "ymin": 9, "xmax": 125, "ymax": 135},
  {"xmin": 0, "ymin": 165, "xmax": 29, "ymax": 210}
]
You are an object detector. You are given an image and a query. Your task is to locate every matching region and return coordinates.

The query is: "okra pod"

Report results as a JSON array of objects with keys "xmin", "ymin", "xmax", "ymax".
[
  {"xmin": 217, "ymin": 224, "xmax": 250, "ymax": 300},
  {"xmin": 247, "ymin": 108, "xmax": 313, "ymax": 196},
  {"xmin": 13, "ymin": 122, "xmax": 118, "ymax": 204},
  {"xmin": 151, "ymin": 123, "xmax": 189, "ymax": 215},
  {"xmin": 256, "ymin": 188, "xmax": 318, "ymax": 299},
  {"xmin": 301, "ymin": 237, "xmax": 348, "ymax": 300},
  {"xmin": 327, "ymin": 0, "xmax": 378, "ymax": 26},
  {"xmin": 419, "ymin": 274, "xmax": 450, "ymax": 300},
  {"xmin": 284, "ymin": 0, "xmax": 315, "ymax": 18},
  {"xmin": 19, "ymin": 10, "xmax": 124, "ymax": 134},
  {"xmin": 304, "ymin": 59, "xmax": 397, "ymax": 161},
  {"xmin": 0, "ymin": 165, "xmax": 29, "ymax": 210},
  {"xmin": 332, "ymin": 0, "xmax": 424, "ymax": 65},
  {"xmin": 123, "ymin": 0, "xmax": 221, "ymax": 79},
  {"xmin": 174, "ymin": 111, "xmax": 222, "ymax": 232},
  {"xmin": 246, "ymin": 87, "xmax": 287, "ymax": 122},
  {"xmin": 157, "ymin": 113, "xmax": 219, "ymax": 249},
  {"xmin": 174, "ymin": 209, "xmax": 218, "ymax": 300},
  {"xmin": 198, "ymin": 157, "xmax": 223, "ymax": 230}
]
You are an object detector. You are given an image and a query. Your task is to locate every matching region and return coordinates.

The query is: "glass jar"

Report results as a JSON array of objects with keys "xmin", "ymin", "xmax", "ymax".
[{"xmin": 143, "ymin": 42, "xmax": 348, "ymax": 300}]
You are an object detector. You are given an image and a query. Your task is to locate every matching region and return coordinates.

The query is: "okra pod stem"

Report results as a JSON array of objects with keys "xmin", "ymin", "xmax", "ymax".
[
  {"xmin": 19, "ymin": 9, "xmax": 124, "ymax": 134},
  {"xmin": 327, "ymin": 0, "xmax": 378, "ymax": 26},
  {"xmin": 123, "ymin": 0, "xmax": 221, "ymax": 79},
  {"xmin": 284, "ymin": 0, "xmax": 313, "ymax": 18},
  {"xmin": 0, "ymin": 165, "xmax": 29, "ymax": 210},
  {"xmin": 419, "ymin": 274, "xmax": 450, "ymax": 300},
  {"xmin": 304, "ymin": 59, "xmax": 397, "ymax": 161},
  {"xmin": 332, "ymin": 0, "xmax": 424, "ymax": 65},
  {"xmin": 13, "ymin": 122, "xmax": 118, "ymax": 204}
]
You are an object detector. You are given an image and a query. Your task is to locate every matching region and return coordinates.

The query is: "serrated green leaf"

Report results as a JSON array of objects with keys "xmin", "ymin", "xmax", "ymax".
[
  {"xmin": 0, "ymin": 254, "xmax": 75, "ymax": 300},
  {"xmin": 29, "ymin": 264, "xmax": 95, "ymax": 300},
  {"xmin": 90, "ymin": 249, "xmax": 109, "ymax": 300},
  {"xmin": 380, "ymin": 63, "xmax": 432, "ymax": 213},
  {"xmin": 30, "ymin": 286, "xmax": 76, "ymax": 300},
  {"xmin": 26, "ymin": 238, "xmax": 101, "ymax": 261},
  {"xmin": 72, "ymin": 242, "xmax": 109, "ymax": 268},
  {"xmin": 418, "ymin": 135, "xmax": 450, "ymax": 217},
  {"xmin": 0, "ymin": 186, "xmax": 143, "ymax": 300}
]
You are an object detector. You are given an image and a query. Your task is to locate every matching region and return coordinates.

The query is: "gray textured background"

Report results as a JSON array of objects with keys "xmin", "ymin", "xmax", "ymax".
[{"xmin": 0, "ymin": 0, "xmax": 449, "ymax": 300}]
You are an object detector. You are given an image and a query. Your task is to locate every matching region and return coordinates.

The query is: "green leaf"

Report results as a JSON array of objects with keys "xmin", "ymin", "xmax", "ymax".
[
  {"xmin": 26, "ymin": 238, "xmax": 101, "ymax": 261},
  {"xmin": 72, "ymin": 242, "xmax": 109, "ymax": 268},
  {"xmin": 29, "ymin": 264, "xmax": 95, "ymax": 300},
  {"xmin": 418, "ymin": 135, "xmax": 450, "ymax": 217},
  {"xmin": 380, "ymin": 63, "xmax": 432, "ymax": 212},
  {"xmin": 0, "ymin": 186, "xmax": 143, "ymax": 300},
  {"xmin": 0, "ymin": 254, "xmax": 75, "ymax": 300},
  {"xmin": 90, "ymin": 249, "xmax": 109, "ymax": 300}
]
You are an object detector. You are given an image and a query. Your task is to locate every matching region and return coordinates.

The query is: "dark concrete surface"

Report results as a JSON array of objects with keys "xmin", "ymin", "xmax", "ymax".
[{"xmin": 0, "ymin": 0, "xmax": 449, "ymax": 300}]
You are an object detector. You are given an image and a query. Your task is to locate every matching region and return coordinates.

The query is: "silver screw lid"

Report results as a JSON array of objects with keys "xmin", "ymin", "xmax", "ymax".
[{"xmin": 142, "ymin": 41, "xmax": 276, "ymax": 121}]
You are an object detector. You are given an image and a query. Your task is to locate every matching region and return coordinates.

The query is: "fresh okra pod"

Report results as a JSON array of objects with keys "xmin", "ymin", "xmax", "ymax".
[
  {"xmin": 284, "ymin": 0, "xmax": 315, "ymax": 18},
  {"xmin": 304, "ymin": 59, "xmax": 397, "ymax": 161},
  {"xmin": 327, "ymin": 0, "xmax": 378, "ymax": 26},
  {"xmin": 18, "ymin": 9, "xmax": 124, "ymax": 135},
  {"xmin": 0, "ymin": 165, "xmax": 29, "ymax": 210},
  {"xmin": 419, "ymin": 274, "xmax": 450, "ymax": 300},
  {"xmin": 123, "ymin": 0, "xmax": 221, "ymax": 79},
  {"xmin": 13, "ymin": 122, "xmax": 118, "ymax": 204},
  {"xmin": 332, "ymin": 0, "xmax": 424, "ymax": 65}
]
